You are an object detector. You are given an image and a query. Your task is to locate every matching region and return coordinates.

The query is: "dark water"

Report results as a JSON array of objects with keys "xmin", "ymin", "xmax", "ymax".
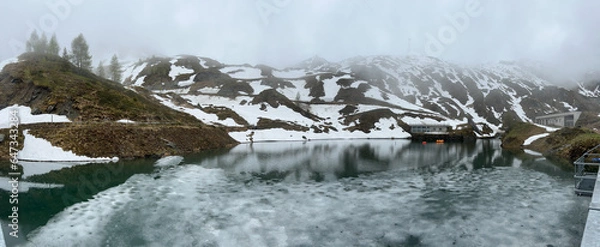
[{"xmin": 0, "ymin": 139, "xmax": 591, "ymax": 246}]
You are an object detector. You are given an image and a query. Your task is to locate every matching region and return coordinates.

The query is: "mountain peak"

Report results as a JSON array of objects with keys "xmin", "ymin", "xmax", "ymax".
[{"xmin": 294, "ymin": 55, "xmax": 333, "ymax": 70}]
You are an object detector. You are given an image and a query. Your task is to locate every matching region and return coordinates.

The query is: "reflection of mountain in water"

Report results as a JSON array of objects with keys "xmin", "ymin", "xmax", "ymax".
[{"xmin": 191, "ymin": 139, "xmax": 515, "ymax": 182}]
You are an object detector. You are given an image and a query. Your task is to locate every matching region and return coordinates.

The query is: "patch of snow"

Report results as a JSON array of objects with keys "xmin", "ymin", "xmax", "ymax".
[
  {"xmin": 561, "ymin": 102, "xmax": 578, "ymax": 111},
  {"xmin": 197, "ymin": 87, "xmax": 220, "ymax": 94},
  {"xmin": 276, "ymin": 80, "xmax": 311, "ymax": 101},
  {"xmin": 273, "ymin": 69, "xmax": 307, "ymax": 78},
  {"xmin": 220, "ymin": 66, "xmax": 263, "ymax": 80},
  {"xmin": 152, "ymin": 88, "xmax": 190, "ymax": 94},
  {"xmin": 510, "ymin": 96, "xmax": 532, "ymax": 122},
  {"xmin": 122, "ymin": 62, "xmax": 147, "ymax": 86},
  {"xmin": 0, "ymin": 57, "xmax": 19, "ymax": 70},
  {"xmin": 153, "ymin": 95, "xmax": 245, "ymax": 127},
  {"xmin": 402, "ymin": 116, "xmax": 462, "ymax": 129},
  {"xmin": 523, "ymin": 133, "xmax": 550, "ymax": 146},
  {"xmin": 532, "ymin": 123, "xmax": 560, "ymax": 132},
  {"xmin": 18, "ymin": 130, "xmax": 117, "ymax": 162},
  {"xmin": 182, "ymin": 94, "xmax": 317, "ymax": 127},
  {"xmin": 0, "ymin": 176, "xmax": 63, "ymax": 193},
  {"xmin": 523, "ymin": 149, "xmax": 543, "ymax": 156},
  {"xmin": 168, "ymin": 61, "xmax": 195, "ymax": 79},
  {"xmin": 116, "ymin": 119, "xmax": 136, "ymax": 124},
  {"xmin": 373, "ymin": 117, "xmax": 400, "ymax": 131},
  {"xmin": 177, "ymin": 78, "xmax": 195, "ymax": 87},
  {"xmin": 133, "ymin": 75, "xmax": 146, "ymax": 86},
  {"xmin": 322, "ymin": 75, "xmax": 351, "ymax": 101},
  {"xmin": 0, "ymin": 105, "xmax": 71, "ymax": 129},
  {"xmin": 369, "ymin": 89, "xmax": 428, "ymax": 112},
  {"xmin": 154, "ymin": 156, "xmax": 184, "ymax": 167},
  {"xmin": 229, "ymin": 127, "xmax": 410, "ymax": 143},
  {"xmin": 248, "ymin": 80, "xmax": 273, "ymax": 94}
]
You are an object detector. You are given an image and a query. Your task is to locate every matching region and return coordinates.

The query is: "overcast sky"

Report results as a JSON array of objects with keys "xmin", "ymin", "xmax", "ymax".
[{"xmin": 1, "ymin": 0, "xmax": 599, "ymax": 76}]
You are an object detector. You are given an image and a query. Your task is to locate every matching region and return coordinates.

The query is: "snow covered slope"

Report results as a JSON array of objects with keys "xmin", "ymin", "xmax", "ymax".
[
  {"xmin": 121, "ymin": 55, "xmax": 600, "ymax": 141},
  {"xmin": 0, "ymin": 105, "xmax": 70, "ymax": 128}
]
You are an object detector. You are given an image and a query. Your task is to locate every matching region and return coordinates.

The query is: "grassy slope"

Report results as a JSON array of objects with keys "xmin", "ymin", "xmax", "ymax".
[
  {"xmin": 502, "ymin": 122, "xmax": 600, "ymax": 162},
  {"xmin": 0, "ymin": 53, "xmax": 238, "ymax": 162},
  {"xmin": 0, "ymin": 53, "xmax": 201, "ymax": 123},
  {"xmin": 500, "ymin": 122, "xmax": 546, "ymax": 149},
  {"xmin": 27, "ymin": 123, "xmax": 236, "ymax": 159},
  {"xmin": 528, "ymin": 127, "xmax": 600, "ymax": 161}
]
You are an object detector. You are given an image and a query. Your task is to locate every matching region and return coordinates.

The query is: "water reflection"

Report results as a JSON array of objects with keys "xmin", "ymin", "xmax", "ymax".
[
  {"xmin": 188, "ymin": 139, "xmax": 524, "ymax": 182},
  {"xmin": 1, "ymin": 139, "xmax": 589, "ymax": 246}
]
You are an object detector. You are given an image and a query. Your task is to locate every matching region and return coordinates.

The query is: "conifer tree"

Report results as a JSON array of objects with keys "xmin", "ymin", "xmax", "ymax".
[
  {"xmin": 25, "ymin": 31, "xmax": 40, "ymax": 52},
  {"xmin": 109, "ymin": 54, "xmax": 122, "ymax": 82},
  {"xmin": 25, "ymin": 31, "xmax": 56, "ymax": 54},
  {"xmin": 96, "ymin": 61, "xmax": 107, "ymax": 78},
  {"xmin": 48, "ymin": 34, "xmax": 60, "ymax": 56},
  {"xmin": 38, "ymin": 33, "xmax": 49, "ymax": 53},
  {"xmin": 70, "ymin": 33, "xmax": 92, "ymax": 70},
  {"xmin": 62, "ymin": 47, "xmax": 70, "ymax": 60}
]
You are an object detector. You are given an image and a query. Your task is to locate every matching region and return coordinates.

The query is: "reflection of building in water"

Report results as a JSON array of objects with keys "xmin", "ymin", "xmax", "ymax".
[
  {"xmin": 534, "ymin": 111, "xmax": 581, "ymax": 127},
  {"xmin": 410, "ymin": 125, "xmax": 450, "ymax": 134}
]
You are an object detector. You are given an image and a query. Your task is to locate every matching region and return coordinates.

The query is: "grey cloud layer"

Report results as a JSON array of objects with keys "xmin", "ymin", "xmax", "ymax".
[{"xmin": 1, "ymin": 0, "xmax": 598, "ymax": 78}]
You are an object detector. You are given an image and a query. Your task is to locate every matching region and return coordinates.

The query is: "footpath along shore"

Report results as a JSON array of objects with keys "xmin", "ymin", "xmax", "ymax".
[{"xmin": 581, "ymin": 178, "xmax": 600, "ymax": 247}]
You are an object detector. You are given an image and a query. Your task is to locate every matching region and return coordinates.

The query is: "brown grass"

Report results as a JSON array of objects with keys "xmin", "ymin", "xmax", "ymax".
[{"xmin": 5, "ymin": 122, "xmax": 238, "ymax": 159}]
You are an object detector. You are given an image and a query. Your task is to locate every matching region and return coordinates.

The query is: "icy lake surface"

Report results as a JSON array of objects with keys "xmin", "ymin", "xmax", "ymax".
[{"xmin": 14, "ymin": 140, "xmax": 591, "ymax": 246}]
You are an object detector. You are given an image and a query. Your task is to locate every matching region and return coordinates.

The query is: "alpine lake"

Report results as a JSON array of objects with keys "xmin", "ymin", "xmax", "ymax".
[{"xmin": 0, "ymin": 139, "xmax": 591, "ymax": 246}]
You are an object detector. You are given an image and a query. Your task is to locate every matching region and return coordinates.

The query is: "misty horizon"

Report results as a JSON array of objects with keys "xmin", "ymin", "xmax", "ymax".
[{"xmin": 1, "ymin": 0, "xmax": 599, "ymax": 81}]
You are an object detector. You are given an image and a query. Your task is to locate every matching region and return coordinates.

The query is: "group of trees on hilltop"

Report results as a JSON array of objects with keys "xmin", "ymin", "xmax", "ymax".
[
  {"xmin": 25, "ymin": 31, "xmax": 122, "ymax": 83},
  {"xmin": 26, "ymin": 32, "xmax": 60, "ymax": 55},
  {"xmin": 95, "ymin": 55, "xmax": 122, "ymax": 82}
]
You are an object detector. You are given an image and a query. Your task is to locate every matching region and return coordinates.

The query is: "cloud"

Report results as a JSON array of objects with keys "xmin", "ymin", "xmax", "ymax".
[{"xmin": 0, "ymin": 0, "xmax": 597, "ymax": 79}]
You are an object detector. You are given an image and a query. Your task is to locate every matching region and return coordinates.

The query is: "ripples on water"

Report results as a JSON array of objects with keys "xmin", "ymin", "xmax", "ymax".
[{"xmin": 21, "ymin": 140, "xmax": 589, "ymax": 246}]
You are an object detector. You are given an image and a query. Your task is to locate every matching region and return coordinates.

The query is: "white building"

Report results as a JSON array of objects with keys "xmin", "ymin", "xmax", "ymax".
[
  {"xmin": 410, "ymin": 124, "xmax": 450, "ymax": 134},
  {"xmin": 534, "ymin": 111, "xmax": 581, "ymax": 127}
]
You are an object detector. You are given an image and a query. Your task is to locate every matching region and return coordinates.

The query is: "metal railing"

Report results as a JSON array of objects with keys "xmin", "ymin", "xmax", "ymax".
[{"xmin": 574, "ymin": 144, "xmax": 600, "ymax": 196}]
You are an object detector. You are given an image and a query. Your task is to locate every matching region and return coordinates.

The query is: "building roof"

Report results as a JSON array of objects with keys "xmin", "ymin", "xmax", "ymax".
[
  {"xmin": 408, "ymin": 124, "xmax": 451, "ymax": 127},
  {"xmin": 535, "ymin": 111, "xmax": 581, "ymax": 120}
]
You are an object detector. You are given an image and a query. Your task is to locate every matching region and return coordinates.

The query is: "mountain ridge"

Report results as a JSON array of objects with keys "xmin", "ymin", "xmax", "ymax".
[
  {"xmin": 111, "ymin": 53, "xmax": 600, "ymax": 142},
  {"xmin": 2, "ymin": 53, "xmax": 599, "ymax": 144}
]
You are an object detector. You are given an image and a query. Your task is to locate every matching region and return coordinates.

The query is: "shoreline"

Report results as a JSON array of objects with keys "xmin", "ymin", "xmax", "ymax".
[
  {"xmin": 0, "ymin": 122, "xmax": 238, "ymax": 162},
  {"xmin": 0, "ymin": 127, "xmax": 502, "ymax": 162}
]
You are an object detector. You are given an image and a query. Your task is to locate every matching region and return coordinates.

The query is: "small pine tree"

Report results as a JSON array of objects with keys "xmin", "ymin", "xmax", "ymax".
[
  {"xmin": 38, "ymin": 33, "xmax": 49, "ymax": 53},
  {"xmin": 61, "ymin": 47, "xmax": 70, "ymax": 60},
  {"xmin": 48, "ymin": 34, "xmax": 60, "ymax": 56},
  {"xmin": 109, "ymin": 54, "xmax": 122, "ymax": 82},
  {"xmin": 25, "ymin": 31, "xmax": 40, "ymax": 52},
  {"xmin": 70, "ymin": 33, "xmax": 92, "ymax": 70},
  {"xmin": 96, "ymin": 61, "xmax": 107, "ymax": 78}
]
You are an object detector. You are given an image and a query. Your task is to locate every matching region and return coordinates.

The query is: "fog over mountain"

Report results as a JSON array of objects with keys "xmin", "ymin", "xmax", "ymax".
[{"xmin": 1, "ymin": 0, "xmax": 599, "ymax": 83}]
